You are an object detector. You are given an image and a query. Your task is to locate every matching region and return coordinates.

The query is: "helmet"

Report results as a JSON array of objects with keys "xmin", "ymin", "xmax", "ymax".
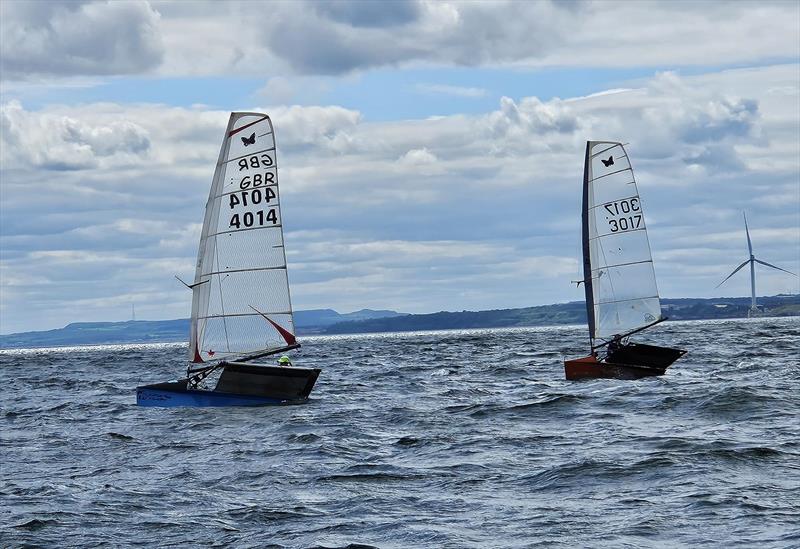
[{"xmin": 278, "ymin": 355, "xmax": 291, "ymax": 365}]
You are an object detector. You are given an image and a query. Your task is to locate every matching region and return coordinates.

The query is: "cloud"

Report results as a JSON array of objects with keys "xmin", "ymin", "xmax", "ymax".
[
  {"xmin": 3, "ymin": 1, "xmax": 798, "ymax": 81},
  {"xmin": 212, "ymin": 1, "xmax": 798, "ymax": 76},
  {"xmin": 416, "ymin": 84, "xmax": 488, "ymax": 98},
  {"xmin": 260, "ymin": 1, "xmax": 571, "ymax": 75},
  {"xmin": 398, "ymin": 147, "xmax": 437, "ymax": 165},
  {"xmin": 1, "ymin": 100, "xmax": 151, "ymax": 170},
  {"xmin": 312, "ymin": 0, "xmax": 421, "ymax": 28},
  {"xmin": 486, "ymin": 96, "xmax": 578, "ymax": 140},
  {"xmin": 1, "ymin": 65, "xmax": 799, "ymax": 333},
  {"xmin": 0, "ymin": 0, "xmax": 164, "ymax": 79}
]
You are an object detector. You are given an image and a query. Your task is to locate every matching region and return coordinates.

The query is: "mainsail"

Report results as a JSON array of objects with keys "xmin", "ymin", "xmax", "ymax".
[
  {"xmin": 188, "ymin": 113, "xmax": 296, "ymax": 363},
  {"xmin": 582, "ymin": 141, "xmax": 661, "ymax": 344}
]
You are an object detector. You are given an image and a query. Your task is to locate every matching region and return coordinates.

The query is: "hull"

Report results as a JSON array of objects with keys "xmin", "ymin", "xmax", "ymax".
[
  {"xmin": 564, "ymin": 344, "xmax": 686, "ymax": 381},
  {"xmin": 137, "ymin": 364, "xmax": 321, "ymax": 407}
]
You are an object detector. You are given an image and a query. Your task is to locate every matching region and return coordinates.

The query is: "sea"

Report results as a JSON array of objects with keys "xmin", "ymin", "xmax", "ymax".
[{"xmin": 1, "ymin": 317, "xmax": 799, "ymax": 548}]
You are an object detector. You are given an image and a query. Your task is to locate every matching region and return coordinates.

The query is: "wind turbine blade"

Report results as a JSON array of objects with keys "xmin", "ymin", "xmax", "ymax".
[
  {"xmin": 753, "ymin": 258, "xmax": 797, "ymax": 276},
  {"xmin": 716, "ymin": 259, "xmax": 751, "ymax": 288},
  {"xmin": 743, "ymin": 212, "xmax": 753, "ymax": 255}
]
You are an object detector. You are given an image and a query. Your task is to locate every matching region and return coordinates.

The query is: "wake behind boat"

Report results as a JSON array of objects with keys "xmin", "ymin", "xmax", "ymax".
[
  {"xmin": 137, "ymin": 112, "xmax": 320, "ymax": 407},
  {"xmin": 564, "ymin": 141, "xmax": 686, "ymax": 381}
]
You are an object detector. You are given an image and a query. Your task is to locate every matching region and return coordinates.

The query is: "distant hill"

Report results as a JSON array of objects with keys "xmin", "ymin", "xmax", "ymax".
[
  {"xmin": 323, "ymin": 295, "xmax": 800, "ymax": 335},
  {"xmin": 1, "ymin": 296, "xmax": 796, "ymax": 350},
  {"xmin": 294, "ymin": 308, "xmax": 407, "ymax": 333},
  {"xmin": 0, "ymin": 309, "xmax": 406, "ymax": 349},
  {"xmin": 0, "ymin": 319, "xmax": 190, "ymax": 350}
]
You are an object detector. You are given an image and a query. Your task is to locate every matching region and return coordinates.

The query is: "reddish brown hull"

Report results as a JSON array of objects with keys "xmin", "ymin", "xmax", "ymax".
[{"xmin": 564, "ymin": 354, "xmax": 667, "ymax": 381}]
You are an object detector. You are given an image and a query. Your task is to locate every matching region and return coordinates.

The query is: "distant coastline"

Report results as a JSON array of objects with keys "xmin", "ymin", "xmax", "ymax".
[{"xmin": 1, "ymin": 295, "xmax": 797, "ymax": 350}]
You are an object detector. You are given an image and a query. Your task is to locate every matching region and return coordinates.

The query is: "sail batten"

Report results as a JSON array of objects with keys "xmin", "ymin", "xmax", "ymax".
[
  {"xmin": 589, "ymin": 143, "xmax": 619, "ymax": 158},
  {"xmin": 589, "ymin": 227, "xmax": 647, "ymax": 241},
  {"xmin": 188, "ymin": 113, "xmax": 296, "ymax": 363},
  {"xmin": 223, "ymin": 147, "xmax": 277, "ymax": 165},
  {"xmin": 590, "ymin": 167, "xmax": 632, "ymax": 182},
  {"xmin": 197, "ymin": 311, "xmax": 293, "ymax": 320},
  {"xmin": 582, "ymin": 141, "xmax": 661, "ymax": 343}
]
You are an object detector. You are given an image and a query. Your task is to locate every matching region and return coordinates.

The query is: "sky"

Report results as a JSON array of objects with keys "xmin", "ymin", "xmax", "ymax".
[{"xmin": 1, "ymin": 0, "xmax": 799, "ymax": 334}]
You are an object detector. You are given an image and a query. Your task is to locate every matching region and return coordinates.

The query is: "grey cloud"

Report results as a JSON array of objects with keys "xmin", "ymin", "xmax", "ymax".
[
  {"xmin": 0, "ymin": 0, "xmax": 164, "ymax": 79},
  {"xmin": 683, "ymin": 98, "xmax": 759, "ymax": 143},
  {"xmin": 313, "ymin": 0, "xmax": 421, "ymax": 28},
  {"xmin": 263, "ymin": 1, "xmax": 570, "ymax": 75},
  {"xmin": 482, "ymin": 96, "xmax": 578, "ymax": 152},
  {"xmin": 265, "ymin": 13, "xmax": 421, "ymax": 75},
  {"xmin": 682, "ymin": 144, "xmax": 746, "ymax": 173},
  {"xmin": 433, "ymin": 2, "xmax": 564, "ymax": 67}
]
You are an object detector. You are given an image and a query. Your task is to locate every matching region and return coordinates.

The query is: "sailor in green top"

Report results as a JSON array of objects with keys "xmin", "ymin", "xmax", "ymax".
[{"xmin": 277, "ymin": 355, "xmax": 292, "ymax": 367}]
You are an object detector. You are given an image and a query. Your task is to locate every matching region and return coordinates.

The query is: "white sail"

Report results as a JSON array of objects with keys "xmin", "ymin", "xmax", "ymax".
[
  {"xmin": 188, "ymin": 113, "xmax": 296, "ymax": 363},
  {"xmin": 583, "ymin": 141, "xmax": 661, "ymax": 342}
]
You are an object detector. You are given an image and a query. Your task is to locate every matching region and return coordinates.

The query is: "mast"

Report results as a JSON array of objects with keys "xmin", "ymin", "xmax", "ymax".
[{"xmin": 581, "ymin": 141, "xmax": 595, "ymax": 348}]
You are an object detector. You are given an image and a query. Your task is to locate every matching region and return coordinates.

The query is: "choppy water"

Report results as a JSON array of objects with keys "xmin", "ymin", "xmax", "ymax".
[{"xmin": 1, "ymin": 318, "xmax": 799, "ymax": 548}]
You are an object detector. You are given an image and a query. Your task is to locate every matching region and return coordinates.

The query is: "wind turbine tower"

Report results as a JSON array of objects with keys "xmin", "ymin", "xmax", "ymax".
[{"xmin": 717, "ymin": 212, "xmax": 797, "ymax": 317}]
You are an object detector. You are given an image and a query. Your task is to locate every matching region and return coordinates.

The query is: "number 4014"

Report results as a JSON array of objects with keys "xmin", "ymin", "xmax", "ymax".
[{"xmin": 229, "ymin": 209, "xmax": 277, "ymax": 229}]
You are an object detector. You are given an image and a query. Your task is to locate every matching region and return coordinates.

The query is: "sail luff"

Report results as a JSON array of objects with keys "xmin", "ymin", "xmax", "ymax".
[
  {"xmin": 189, "ymin": 113, "xmax": 237, "ymax": 362},
  {"xmin": 581, "ymin": 141, "xmax": 596, "ymax": 345}
]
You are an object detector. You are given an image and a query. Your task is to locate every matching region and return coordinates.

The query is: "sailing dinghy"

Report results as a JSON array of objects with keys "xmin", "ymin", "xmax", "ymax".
[
  {"xmin": 137, "ymin": 112, "xmax": 320, "ymax": 406},
  {"xmin": 564, "ymin": 141, "xmax": 686, "ymax": 381}
]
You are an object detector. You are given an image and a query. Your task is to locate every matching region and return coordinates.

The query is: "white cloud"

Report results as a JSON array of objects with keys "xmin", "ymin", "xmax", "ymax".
[
  {"xmin": 3, "ymin": 1, "xmax": 799, "ymax": 81},
  {"xmin": 416, "ymin": 84, "xmax": 488, "ymax": 98},
  {"xmin": 0, "ymin": 0, "xmax": 164, "ymax": 79},
  {"xmin": 1, "ymin": 65, "xmax": 799, "ymax": 333},
  {"xmin": 1, "ymin": 101, "xmax": 152, "ymax": 170},
  {"xmin": 400, "ymin": 147, "xmax": 436, "ymax": 162}
]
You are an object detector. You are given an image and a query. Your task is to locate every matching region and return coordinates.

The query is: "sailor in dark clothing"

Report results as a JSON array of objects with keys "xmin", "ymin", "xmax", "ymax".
[{"xmin": 607, "ymin": 334, "xmax": 623, "ymax": 359}]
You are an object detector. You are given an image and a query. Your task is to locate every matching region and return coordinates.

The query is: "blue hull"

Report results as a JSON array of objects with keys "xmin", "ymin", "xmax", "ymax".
[
  {"xmin": 137, "ymin": 385, "xmax": 293, "ymax": 407},
  {"xmin": 137, "ymin": 364, "xmax": 320, "ymax": 408}
]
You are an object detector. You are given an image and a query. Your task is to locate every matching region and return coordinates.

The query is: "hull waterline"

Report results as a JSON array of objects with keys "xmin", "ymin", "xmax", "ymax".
[
  {"xmin": 564, "ymin": 354, "xmax": 666, "ymax": 381},
  {"xmin": 564, "ymin": 344, "xmax": 686, "ymax": 381},
  {"xmin": 136, "ymin": 364, "xmax": 321, "ymax": 407}
]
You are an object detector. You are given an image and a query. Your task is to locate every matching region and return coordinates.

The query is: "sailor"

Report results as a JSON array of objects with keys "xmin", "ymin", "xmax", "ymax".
[
  {"xmin": 277, "ymin": 355, "xmax": 292, "ymax": 367},
  {"xmin": 608, "ymin": 335, "xmax": 622, "ymax": 354}
]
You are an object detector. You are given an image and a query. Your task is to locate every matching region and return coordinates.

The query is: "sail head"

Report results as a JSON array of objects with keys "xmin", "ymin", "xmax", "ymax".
[
  {"xmin": 189, "ymin": 113, "xmax": 296, "ymax": 362},
  {"xmin": 583, "ymin": 141, "xmax": 661, "ymax": 343}
]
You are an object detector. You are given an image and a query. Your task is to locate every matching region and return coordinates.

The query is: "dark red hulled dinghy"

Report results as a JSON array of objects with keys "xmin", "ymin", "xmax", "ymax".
[
  {"xmin": 564, "ymin": 141, "xmax": 685, "ymax": 381},
  {"xmin": 565, "ymin": 335, "xmax": 686, "ymax": 381},
  {"xmin": 136, "ymin": 112, "xmax": 320, "ymax": 406}
]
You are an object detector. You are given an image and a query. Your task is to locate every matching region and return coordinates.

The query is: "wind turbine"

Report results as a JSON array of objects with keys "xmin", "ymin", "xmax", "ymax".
[{"xmin": 717, "ymin": 212, "xmax": 797, "ymax": 316}]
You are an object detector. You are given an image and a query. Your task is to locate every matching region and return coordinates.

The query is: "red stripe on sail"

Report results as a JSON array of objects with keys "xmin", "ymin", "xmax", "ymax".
[
  {"xmin": 229, "ymin": 115, "xmax": 269, "ymax": 137},
  {"xmin": 192, "ymin": 338, "xmax": 205, "ymax": 363},
  {"xmin": 265, "ymin": 316, "xmax": 297, "ymax": 346}
]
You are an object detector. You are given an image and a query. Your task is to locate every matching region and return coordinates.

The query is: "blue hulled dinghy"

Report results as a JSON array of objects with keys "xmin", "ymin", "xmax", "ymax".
[{"xmin": 137, "ymin": 112, "xmax": 319, "ymax": 406}]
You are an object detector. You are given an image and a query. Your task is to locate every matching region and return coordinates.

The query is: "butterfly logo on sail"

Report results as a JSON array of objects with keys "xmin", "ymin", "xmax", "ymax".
[
  {"xmin": 601, "ymin": 156, "xmax": 614, "ymax": 167},
  {"xmin": 241, "ymin": 132, "xmax": 256, "ymax": 146}
]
